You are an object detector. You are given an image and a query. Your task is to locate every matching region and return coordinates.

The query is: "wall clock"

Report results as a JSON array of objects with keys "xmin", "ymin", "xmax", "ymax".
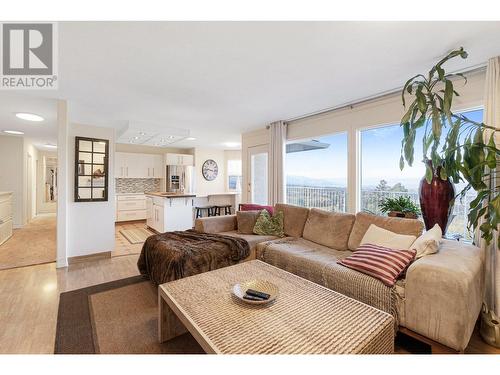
[{"xmin": 202, "ymin": 159, "xmax": 218, "ymax": 181}]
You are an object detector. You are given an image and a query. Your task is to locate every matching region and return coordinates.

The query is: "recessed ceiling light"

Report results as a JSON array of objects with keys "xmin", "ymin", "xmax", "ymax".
[
  {"xmin": 15, "ymin": 113, "xmax": 44, "ymax": 122},
  {"xmin": 224, "ymin": 142, "xmax": 241, "ymax": 148},
  {"xmin": 45, "ymin": 144, "xmax": 57, "ymax": 149},
  {"xmin": 138, "ymin": 132, "xmax": 146, "ymax": 136},
  {"xmin": 186, "ymin": 137, "xmax": 196, "ymax": 141},
  {"xmin": 3, "ymin": 130, "xmax": 24, "ymax": 135}
]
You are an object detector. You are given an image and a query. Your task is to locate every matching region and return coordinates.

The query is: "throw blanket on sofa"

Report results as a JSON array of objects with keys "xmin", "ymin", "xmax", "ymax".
[
  {"xmin": 258, "ymin": 238, "xmax": 401, "ymax": 330},
  {"xmin": 137, "ymin": 230, "xmax": 250, "ymax": 285}
]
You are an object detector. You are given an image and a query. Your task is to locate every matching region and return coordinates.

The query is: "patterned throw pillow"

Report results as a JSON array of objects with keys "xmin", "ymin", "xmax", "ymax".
[
  {"xmin": 253, "ymin": 210, "xmax": 285, "ymax": 237},
  {"xmin": 338, "ymin": 243, "xmax": 416, "ymax": 287}
]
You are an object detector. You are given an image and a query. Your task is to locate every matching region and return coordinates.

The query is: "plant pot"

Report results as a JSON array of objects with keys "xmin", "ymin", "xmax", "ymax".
[
  {"xmin": 419, "ymin": 167, "xmax": 455, "ymax": 233},
  {"xmin": 388, "ymin": 211, "xmax": 418, "ymax": 219},
  {"xmin": 480, "ymin": 305, "xmax": 500, "ymax": 348}
]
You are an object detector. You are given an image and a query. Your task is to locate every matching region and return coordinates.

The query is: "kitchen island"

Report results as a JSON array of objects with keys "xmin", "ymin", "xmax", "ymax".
[
  {"xmin": 145, "ymin": 193, "xmax": 196, "ymax": 233},
  {"xmin": 145, "ymin": 192, "xmax": 240, "ymax": 233}
]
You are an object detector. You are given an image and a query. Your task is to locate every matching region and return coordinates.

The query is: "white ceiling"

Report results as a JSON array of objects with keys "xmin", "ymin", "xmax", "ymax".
[
  {"xmin": 0, "ymin": 93, "xmax": 57, "ymax": 150},
  {"xmin": 5, "ymin": 21, "xmax": 500, "ymax": 149}
]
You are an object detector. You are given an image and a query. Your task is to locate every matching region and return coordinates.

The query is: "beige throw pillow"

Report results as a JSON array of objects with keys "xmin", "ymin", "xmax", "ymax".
[
  {"xmin": 411, "ymin": 223, "xmax": 442, "ymax": 258},
  {"xmin": 360, "ymin": 224, "xmax": 417, "ymax": 250},
  {"xmin": 236, "ymin": 210, "xmax": 262, "ymax": 234}
]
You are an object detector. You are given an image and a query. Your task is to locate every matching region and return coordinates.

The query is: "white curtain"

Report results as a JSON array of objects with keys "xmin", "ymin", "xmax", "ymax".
[
  {"xmin": 483, "ymin": 56, "xmax": 500, "ymax": 317},
  {"xmin": 269, "ymin": 121, "xmax": 287, "ymax": 205}
]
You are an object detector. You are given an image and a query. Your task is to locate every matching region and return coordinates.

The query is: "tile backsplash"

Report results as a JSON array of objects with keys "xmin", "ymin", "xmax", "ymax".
[{"xmin": 116, "ymin": 178, "xmax": 161, "ymax": 194}]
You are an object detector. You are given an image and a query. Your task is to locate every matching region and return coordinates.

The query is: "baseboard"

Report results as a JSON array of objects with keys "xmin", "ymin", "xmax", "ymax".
[{"xmin": 68, "ymin": 251, "xmax": 111, "ymax": 265}]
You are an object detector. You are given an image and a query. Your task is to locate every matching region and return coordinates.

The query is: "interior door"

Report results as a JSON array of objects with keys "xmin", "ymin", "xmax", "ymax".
[{"xmin": 247, "ymin": 145, "xmax": 269, "ymax": 205}]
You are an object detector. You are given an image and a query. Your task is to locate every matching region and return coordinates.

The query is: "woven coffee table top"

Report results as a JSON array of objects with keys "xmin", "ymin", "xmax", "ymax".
[{"xmin": 159, "ymin": 260, "xmax": 394, "ymax": 354}]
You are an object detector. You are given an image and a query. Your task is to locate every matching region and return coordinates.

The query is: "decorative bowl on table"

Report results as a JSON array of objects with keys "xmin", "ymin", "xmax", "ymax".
[{"xmin": 232, "ymin": 279, "xmax": 279, "ymax": 305}]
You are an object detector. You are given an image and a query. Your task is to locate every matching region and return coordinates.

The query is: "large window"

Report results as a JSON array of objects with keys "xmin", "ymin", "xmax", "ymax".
[
  {"xmin": 286, "ymin": 132, "xmax": 348, "ymax": 212},
  {"xmin": 360, "ymin": 109, "xmax": 483, "ymax": 240}
]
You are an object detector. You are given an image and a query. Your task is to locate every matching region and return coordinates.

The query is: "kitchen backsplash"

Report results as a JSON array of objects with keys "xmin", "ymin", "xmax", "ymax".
[{"xmin": 116, "ymin": 178, "xmax": 161, "ymax": 194}]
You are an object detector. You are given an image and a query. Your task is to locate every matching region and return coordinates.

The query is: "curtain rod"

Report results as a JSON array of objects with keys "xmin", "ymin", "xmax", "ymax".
[{"xmin": 285, "ymin": 63, "xmax": 487, "ymax": 124}]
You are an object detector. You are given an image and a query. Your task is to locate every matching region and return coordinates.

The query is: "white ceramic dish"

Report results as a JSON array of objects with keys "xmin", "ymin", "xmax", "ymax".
[{"xmin": 232, "ymin": 280, "xmax": 279, "ymax": 305}]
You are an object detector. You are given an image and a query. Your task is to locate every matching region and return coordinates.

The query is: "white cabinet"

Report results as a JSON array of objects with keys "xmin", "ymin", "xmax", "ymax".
[
  {"xmin": 152, "ymin": 155, "xmax": 163, "ymax": 177},
  {"xmin": 0, "ymin": 192, "xmax": 13, "ymax": 245},
  {"xmin": 115, "ymin": 152, "xmax": 165, "ymax": 178},
  {"xmin": 149, "ymin": 204, "xmax": 164, "ymax": 233},
  {"xmin": 116, "ymin": 194, "xmax": 147, "ymax": 222},
  {"xmin": 165, "ymin": 153, "xmax": 194, "ymax": 166}
]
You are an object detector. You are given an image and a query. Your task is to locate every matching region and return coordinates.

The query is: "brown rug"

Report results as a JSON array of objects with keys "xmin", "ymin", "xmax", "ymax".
[
  {"xmin": 55, "ymin": 276, "xmax": 204, "ymax": 354},
  {"xmin": 0, "ymin": 215, "xmax": 56, "ymax": 270},
  {"xmin": 55, "ymin": 276, "xmax": 443, "ymax": 354}
]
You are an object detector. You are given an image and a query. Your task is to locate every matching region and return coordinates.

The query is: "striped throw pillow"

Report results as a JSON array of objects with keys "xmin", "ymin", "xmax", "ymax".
[{"xmin": 338, "ymin": 243, "xmax": 416, "ymax": 287}]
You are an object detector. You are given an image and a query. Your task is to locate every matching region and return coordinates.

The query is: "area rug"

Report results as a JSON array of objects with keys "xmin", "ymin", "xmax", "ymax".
[
  {"xmin": 55, "ymin": 275, "xmax": 435, "ymax": 354},
  {"xmin": 119, "ymin": 228, "xmax": 154, "ymax": 244},
  {"xmin": 55, "ymin": 276, "xmax": 204, "ymax": 354}
]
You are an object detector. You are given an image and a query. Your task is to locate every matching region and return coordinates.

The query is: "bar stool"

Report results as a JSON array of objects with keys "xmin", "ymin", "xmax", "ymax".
[
  {"xmin": 195, "ymin": 206, "xmax": 215, "ymax": 218},
  {"xmin": 214, "ymin": 204, "xmax": 232, "ymax": 216}
]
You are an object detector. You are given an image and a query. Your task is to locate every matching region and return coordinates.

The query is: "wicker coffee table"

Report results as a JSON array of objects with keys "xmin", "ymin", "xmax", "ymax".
[{"xmin": 158, "ymin": 260, "xmax": 394, "ymax": 354}]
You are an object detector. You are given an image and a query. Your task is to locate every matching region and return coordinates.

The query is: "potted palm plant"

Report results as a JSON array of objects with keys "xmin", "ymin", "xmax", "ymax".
[
  {"xmin": 399, "ymin": 48, "xmax": 499, "ymax": 347},
  {"xmin": 379, "ymin": 196, "xmax": 420, "ymax": 219}
]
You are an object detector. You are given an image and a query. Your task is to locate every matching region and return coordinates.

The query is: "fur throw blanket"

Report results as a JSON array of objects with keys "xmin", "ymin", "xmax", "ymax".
[{"xmin": 137, "ymin": 230, "xmax": 250, "ymax": 285}]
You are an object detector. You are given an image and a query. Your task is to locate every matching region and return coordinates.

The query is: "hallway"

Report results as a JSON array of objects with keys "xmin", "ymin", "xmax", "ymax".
[{"xmin": 0, "ymin": 214, "xmax": 56, "ymax": 270}]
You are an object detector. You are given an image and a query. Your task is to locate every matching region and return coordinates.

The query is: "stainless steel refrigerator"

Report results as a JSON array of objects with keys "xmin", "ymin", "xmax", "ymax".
[{"xmin": 166, "ymin": 165, "xmax": 195, "ymax": 193}]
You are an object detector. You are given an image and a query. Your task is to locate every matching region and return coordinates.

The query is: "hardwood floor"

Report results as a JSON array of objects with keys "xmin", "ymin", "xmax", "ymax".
[
  {"xmin": 113, "ymin": 220, "xmax": 149, "ymax": 257},
  {"xmin": 0, "ymin": 254, "xmax": 140, "ymax": 353}
]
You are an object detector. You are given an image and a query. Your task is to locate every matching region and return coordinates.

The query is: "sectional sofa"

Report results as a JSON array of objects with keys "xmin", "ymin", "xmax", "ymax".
[{"xmin": 195, "ymin": 203, "xmax": 485, "ymax": 353}]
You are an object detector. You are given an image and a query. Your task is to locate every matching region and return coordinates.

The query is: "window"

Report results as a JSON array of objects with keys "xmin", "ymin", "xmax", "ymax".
[
  {"xmin": 227, "ymin": 159, "xmax": 242, "ymax": 192},
  {"xmin": 286, "ymin": 132, "xmax": 348, "ymax": 212},
  {"xmin": 359, "ymin": 109, "xmax": 483, "ymax": 241}
]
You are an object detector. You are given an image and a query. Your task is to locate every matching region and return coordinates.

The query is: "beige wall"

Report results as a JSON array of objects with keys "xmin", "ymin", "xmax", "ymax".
[
  {"xmin": 67, "ymin": 123, "xmax": 116, "ymax": 258},
  {"xmin": 194, "ymin": 147, "xmax": 226, "ymax": 196}
]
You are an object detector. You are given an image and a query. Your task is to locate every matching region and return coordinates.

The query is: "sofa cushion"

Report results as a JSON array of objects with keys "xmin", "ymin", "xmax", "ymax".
[
  {"xmin": 240, "ymin": 203, "xmax": 274, "ymax": 215},
  {"xmin": 411, "ymin": 223, "xmax": 442, "ymax": 258},
  {"xmin": 338, "ymin": 243, "xmax": 416, "ymax": 287},
  {"xmin": 360, "ymin": 224, "xmax": 417, "ymax": 250},
  {"xmin": 302, "ymin": 209, "xmax": 355, "ymax": 250},
  {"xmin": 253, "ymin": 210, "xmax": 285, "ymax": 237},
  {"xmin": 236, "ymin": 210, "xmax": 262, "ymax": 234},
  {"xmin": 404, "ymin": 239, "xmax": 484, "ymax": 351},
  {"xmin": 274, "ymin": 203, "xmax": 310, "ymax": 237},
  {"xmin": 219, "ymin": 231, "xmax": 278, "ymax": 260},
  {"xmin": 256, "ymin": 237, "xmax": 397, "ymax": 316},
  {"xmin": 348, "ymin": 212, "xmax": 424, "ymax": 251},
  {"xmin": 195, "ymin": 215, "xmax": 237, "ymax": 234}
]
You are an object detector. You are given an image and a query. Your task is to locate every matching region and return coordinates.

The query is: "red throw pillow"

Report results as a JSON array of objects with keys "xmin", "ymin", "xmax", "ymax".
[
  {"xmin": 239, "ymin": 203, "xmax": 274, "ymax": 215},
  {"xmin": 338, "ymin": 243, "xmax": 416, "ymax": 287}
]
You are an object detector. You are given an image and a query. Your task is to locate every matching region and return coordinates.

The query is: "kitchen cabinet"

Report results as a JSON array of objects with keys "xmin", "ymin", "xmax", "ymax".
[
  {"xmin": 165, "ymin": 153, "xmax": 194, "ymax": 166},
  {"xmin": 116, "ymin": 194, "xmax": 147, "ymax": 221},
  {"xmin": 147, "ymin": 199, "xmax": 165, "ymax": 233},
  {"xmin": 115, "ymin": 152, "xmax": 164, "ymax": 178},
  {"xmin": 146, "ymin": 194, "xmax": 194, "ymax": 232}
]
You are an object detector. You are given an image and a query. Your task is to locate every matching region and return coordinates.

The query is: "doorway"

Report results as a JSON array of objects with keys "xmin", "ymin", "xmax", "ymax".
[{"xmin": 247, "ymin": 144, "xmax": 269, "ymax": 205}]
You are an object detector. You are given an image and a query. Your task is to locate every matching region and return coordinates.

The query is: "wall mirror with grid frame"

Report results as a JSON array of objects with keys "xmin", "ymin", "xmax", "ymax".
[{"xmin": 75, "ymin": 136, "xmax": 109, "ymax": 202}]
